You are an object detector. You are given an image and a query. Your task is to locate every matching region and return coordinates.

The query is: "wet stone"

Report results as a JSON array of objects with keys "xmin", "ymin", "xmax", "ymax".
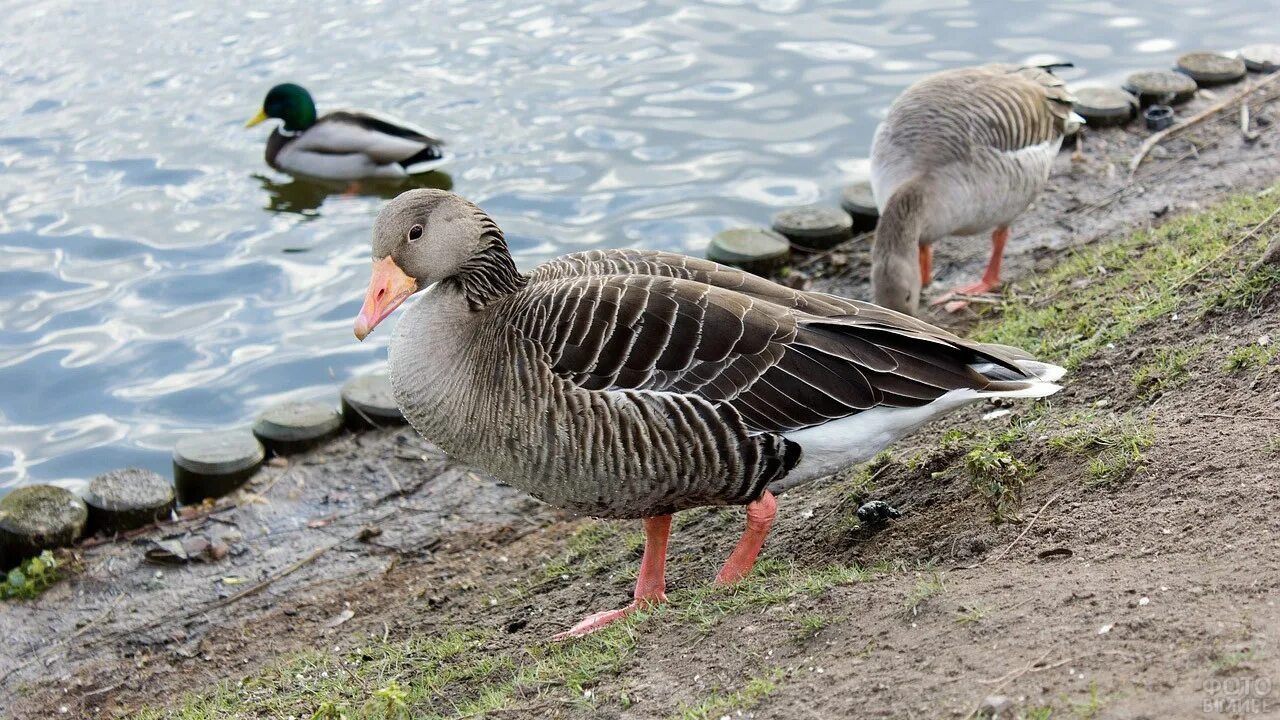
[
  {"xmin": 253, "ymin": 400, "xmax": 342, "ymax": 455},
  {"xmin": 706, "ymin": 228, "xmax": 791, "ymax": 276},
  {"xmin": 85, "ymin": 468, "xmax": 176, "ymax": 534},
  {"xmin": 1176, "ymin": 52, "xmax": 1247, "ymax": 86},
  {"xmin": 839, "ymin": 182, "xmax": 879, "ymax": 232},
  {"xmin": 173, "ymin": 430, "xmax": 265, "ymax": 505},
  {"xmin": 1071, "ymin": 87, "xmax": 1138, "ymax": 127},
  {"xmin": 770, "ymin": 205, "xmax": 854, "ymax": 251},
  {"xmin": 856, "ymin": 500, "xmax": 901, "ymax": 526},
  {"xmin": 1239, "ymin": 44, "xmax": 1280, "ymax": 73},
  {"xmin": 341, "ymin": 374, "xmax": 406, "ymax": 431},
  {"xmin": 1123, "ymin": 70, "xmax": 1198, "ymax": 106},
  {"xmin": 0, "ymin": 485, "xmax": 87, "ymax": 567}
]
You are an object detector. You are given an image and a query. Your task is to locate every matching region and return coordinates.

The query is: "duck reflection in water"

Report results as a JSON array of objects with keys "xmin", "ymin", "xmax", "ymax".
[{"xmin": 256, "ymin": 171, "xmax": 454, "ymax": 217}]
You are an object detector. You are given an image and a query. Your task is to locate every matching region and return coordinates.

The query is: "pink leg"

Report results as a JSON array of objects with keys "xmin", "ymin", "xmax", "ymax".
[
  {"xmin": 919, "ymin": 244, "xmax": 933, "ymax": 288},
  {"xmin": 935, "ymin": 226, "xmax": 1009, "ymax": 312},
  {"xmin": 715, "ymin": 491, "xmax": 778, "ymax": 585},
  {"xmin": 552, "ymin": 515, "xmax": 671, "ymax": 640}
]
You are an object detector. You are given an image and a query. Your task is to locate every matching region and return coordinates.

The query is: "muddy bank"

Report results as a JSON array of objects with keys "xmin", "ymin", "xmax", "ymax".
[{"xmin": 2, "ymin": 77, "xmax": 1279, "ymax": 719}]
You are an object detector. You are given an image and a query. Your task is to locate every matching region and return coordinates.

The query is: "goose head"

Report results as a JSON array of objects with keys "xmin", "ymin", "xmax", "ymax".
[
  {"xmin": 245, "ymin": 83, "xmax": 318, "ymax": 132},
  {"xmin": 353, "ymin": 190, "xmax": 491, "ymax": 340}
]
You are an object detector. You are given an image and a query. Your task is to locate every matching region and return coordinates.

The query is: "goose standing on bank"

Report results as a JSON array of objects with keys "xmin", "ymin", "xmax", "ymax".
[
  {"xmin": 245, "ymin": 83, "xmax": 449, "ymax": 182},
  {"xmin": 870, "ymin": 63, "xmax": 1080, "ymax": 314},
  {"xmin": 354, "ymin": 190, "xmax": 1066, "ymax": 638}
]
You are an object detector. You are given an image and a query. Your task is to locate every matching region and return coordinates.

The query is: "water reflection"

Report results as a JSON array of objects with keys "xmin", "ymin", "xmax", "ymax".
[{"xmin": 257, "ymin": 171, "xmax": 454, "ymax": 217}]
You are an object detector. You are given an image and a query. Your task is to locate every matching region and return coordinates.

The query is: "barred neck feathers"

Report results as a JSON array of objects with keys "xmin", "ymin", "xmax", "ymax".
[{"xmin": 443, "ymin": 215, "xmax": 528, "ymax": 310}]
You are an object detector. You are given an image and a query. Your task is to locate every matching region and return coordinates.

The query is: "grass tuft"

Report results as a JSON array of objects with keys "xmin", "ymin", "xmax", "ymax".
[
  {"xmin": 673, "ymin": 670, "xmax": 782, "ymax": 720},
  {"xmin": 1131, "ymin": 345, "xmax": 1201, "ymax": 401},
  {"xmin": 902, "ymin": 572, "xmax": 946, "ymax": 618},
  {"xmin": 1223, "ymin": 342, "xmax": 1277, "ymax": 373}
]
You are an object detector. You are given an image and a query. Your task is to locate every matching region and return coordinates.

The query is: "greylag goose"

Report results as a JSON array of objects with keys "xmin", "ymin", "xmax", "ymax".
[
  {"xmin": 870, "ymin": 63, "xmax": 1080, "ymax": 314},
  {"xmin": 245, "ymin": 83, "xmax": 449, "ymax": 181},
  {"xmin": 354, "ymin": 190, "xmax": 1066, "ymax": 638}
]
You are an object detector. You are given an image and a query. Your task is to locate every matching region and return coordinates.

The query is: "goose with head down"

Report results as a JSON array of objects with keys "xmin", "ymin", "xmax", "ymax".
[
  {"xmin": 354, "ymin": 190, "xmax": 1066, "ymax": 638},
  {"xmin": 245, "ymin": 83, "xmax": 449, "ymax": 182},
  {"xmin": 870, "ymin": 63, "xmax": 1081, "ymax": 314}
]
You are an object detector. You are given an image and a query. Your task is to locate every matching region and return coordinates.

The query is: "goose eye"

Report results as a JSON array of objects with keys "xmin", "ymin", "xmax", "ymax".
[{"xmin": 408, "ymin": 225, "xmax": 423, "ymax": 242}]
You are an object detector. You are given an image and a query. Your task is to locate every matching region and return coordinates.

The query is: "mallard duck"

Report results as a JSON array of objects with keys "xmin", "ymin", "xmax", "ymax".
[
  {"xmin": 870, "ymin": 63, "xmax": 1081, "ymax": 314},
  {"xmin": 244, "ymin": 83, "xmax": 449, "ymax": 181},
  {"xmin": 354, "ymin": 190, "xmax": 1066, "ymax": 638}
]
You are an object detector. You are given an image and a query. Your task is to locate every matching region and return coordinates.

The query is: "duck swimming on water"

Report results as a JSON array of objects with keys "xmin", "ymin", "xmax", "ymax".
[{"xmin": 245, "ymin": 83, "xmax": 449, "ymax": 182}]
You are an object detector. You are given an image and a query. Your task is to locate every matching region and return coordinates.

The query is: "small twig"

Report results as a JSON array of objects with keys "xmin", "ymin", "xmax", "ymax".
[
  {"xmin": 953, "ymin": 491, "xmax": 1062, "ymax": 571},
  {"xmin": 792, "ymin": 230, "xmax": 874, "ymax": 269},
  {"xmin": 1130, "ymin": 72, "xmax": 1280, "ymax": 176},
  {"xmin": 1241, "ymin": 103, "xmax": 1260, "ymax": 143},
  {"xmin": 964, "ymin": 649, "xmax": 1056, "ymax": 720},
  {"xmin": 1171, "ymin": 204, "xmax": 1280, "ymax": 291},
  {"xmin": 1198, "ymin": 412, "xmax": 1280, "ymax": 422}
]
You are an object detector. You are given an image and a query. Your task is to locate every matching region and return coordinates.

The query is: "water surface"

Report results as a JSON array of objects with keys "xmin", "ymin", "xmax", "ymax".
[{"xmin": 1, "ymin": 0, "xmax": 1276, "ymax": 492}]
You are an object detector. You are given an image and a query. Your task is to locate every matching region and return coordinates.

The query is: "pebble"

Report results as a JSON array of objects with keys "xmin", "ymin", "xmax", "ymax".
[
  {"xmin": 85, "ymin": 468, "xmax": 176, "ymax": 534},
  {"xmin": 0, "ymin": 485, "xmax": 87, "ymax": 566},
  {"xmin": 1123, "ymin": 70, "xmax": 1198, "ymax": 106},
  {"xmin": 1176, "ymin": 52, "xmax": 1247, "ymax": 86},
  {"xmin": 839, "ymin": 182, "xmax": 879, "ymax": 232},
  {"xmin": 173, "ymin": 430, "xmax": 265, "ymax": 504},
  {"xmin": 252, "ymin": 400, "xmax": 342, "ymax": 455},
  {"xmin": 1239, "ymin": 44, "xmax": 1280, "ymax": 73},
  {"xmin": 706, "ymin": 228, "xmax": 791, "ymax": 276},
  {"xmin": 1071, "ymin": 86, "xmax": 1138, "ymax": 127},
  {"xmin": 770, "ymin": 205, "xmax": 853, "ymax": 251},
  {"xmin": 341, "ymin": 374, "xmax": 406, "ymax": 431}
]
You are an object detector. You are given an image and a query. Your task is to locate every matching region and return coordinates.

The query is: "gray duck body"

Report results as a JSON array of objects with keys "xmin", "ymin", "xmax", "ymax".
[{"xmin": 380, "ymin": 202, "xmax": 1061, "ymax": 520}]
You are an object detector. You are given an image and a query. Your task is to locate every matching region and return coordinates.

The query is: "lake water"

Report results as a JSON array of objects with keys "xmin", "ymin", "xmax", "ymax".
[{"xmin": 1, "ymin": 0, "xmax": 1276, "ymax": 493}]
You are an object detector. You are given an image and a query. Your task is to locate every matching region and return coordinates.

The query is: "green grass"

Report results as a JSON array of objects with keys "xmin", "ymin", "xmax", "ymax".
[
  {"xmin": 1223, "ymin": 342, "xmax": 1277, "ymax": 373},
  {"xmin": 137, "ymin": 558, "xmax": 881, "ymax": 719},
  {"xmin": 672, "ymin": 670, "xmax": 782, "ymax": 720},
  {"xmin": 1210, "ymin": 650, "xmax": 1257, "ymax": 674},
  {"xmin": 1049, "ymin": 415, "xmax": 1154, "ymax": 487},
  {"xmin": 902, "ymin": 572, "xmax": 946, "ymax": 619},
  {"xmin": 955, "ymin": 605, "xmax": 988, "ymax": 626},
  {"xmin": 2, "ymin": 551, "xmax": 60, "ymax": 600},
  {"xmin": 972, "ymin": 188, "xmax": 1280, "ymax": 368},
  {"xmin": 1131, "ymin": 345, "xmax": 1201, "ymax": 400}
]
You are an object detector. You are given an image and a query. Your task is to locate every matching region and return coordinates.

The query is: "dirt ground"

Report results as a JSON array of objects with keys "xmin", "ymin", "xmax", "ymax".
[{"xmin": 3, "ymin": 76, "xmax": 1280, "ymax": 720}]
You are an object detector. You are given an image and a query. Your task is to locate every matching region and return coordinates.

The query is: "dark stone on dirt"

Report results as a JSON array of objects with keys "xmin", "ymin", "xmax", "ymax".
[
  {"xmin": 0, "ymin": 485, "xmax": 87, "ymax": 567},
  {"xmin": 1071, "ymin": 87, "xmax": 1138, "ymax": 127},
  {"xmin": 706, "ymin": 228, "xmax": 791, "ymax": 276},
  {"xmin": 173, "ymin": 430, "xmax": 265, "ymax": 504},
  {"xmin": 253, "ymin": 401, "xmax": 342, "ymax": 455},
  {"xmin": 856, "ymin": 500, "xmax": 901, "ymax": 526},
  {"xmin": 1176, "ymin": 52, "xmax": 1247, "ymax": 86},
  {"xmin": 1144, "ymin": 104, "xmax": 1175, "ymax": 131},
  {"xmin": 1124, "ymin": 70, "xmax": 1197, "ymax": 106},
  {"xmin": 341, "ymin": 374, "xmax": 406, "ymax": 431},
  {"xmin": 1239, "ymin": 44, "xmax": 1280, "ymax": 73},
  {"xmin": 839, "ymin": 182, "xmax": 879, "ymax": 232},
  {"xmin": 85, "ymin": 468, "xmax": 175, "ymax": 534},
  {"xmin": 771, "ymin": 205, "xmax": 854, "ymax": 251}
]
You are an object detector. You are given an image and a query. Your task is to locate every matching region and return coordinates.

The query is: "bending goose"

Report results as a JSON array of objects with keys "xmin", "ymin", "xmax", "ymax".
[
  {"xmin": 245, "ymin": 83, "xmax": 449, "ymax": 181},
  {"xmin": 870, "ymin": 63, "xmax": 1080, "ymax": 314},
  {"xmin": 354, "ymin": 190, "xmax": 1066, "ymax": 638}
]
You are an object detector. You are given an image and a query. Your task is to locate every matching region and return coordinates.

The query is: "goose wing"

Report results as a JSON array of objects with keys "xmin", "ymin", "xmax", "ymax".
[
  {"xmin": 294, "ymin": 111, "xmax": 444, "ymax": 165},
  {"xmin": 509, "ymin": 269, "xmax": 1030, "ymax": 434}
]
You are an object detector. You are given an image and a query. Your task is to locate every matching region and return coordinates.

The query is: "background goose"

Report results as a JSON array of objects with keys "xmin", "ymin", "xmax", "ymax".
[
  {"xmin": 354, "ymin": 190, "xmax": 1066, "ymax": 639},
  {"xmin": 245, "ymin": 83, "xmax": 449, "ymax": 182},
  {"xmin": 870, "ymin": 63, "xmax": 1080, "ymax": 314}
]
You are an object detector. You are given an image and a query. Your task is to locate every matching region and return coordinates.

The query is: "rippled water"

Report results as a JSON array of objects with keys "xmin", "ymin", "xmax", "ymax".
[{"xmin": 1, "ymin": 0, "xmax": 1276, "ymax": 492}]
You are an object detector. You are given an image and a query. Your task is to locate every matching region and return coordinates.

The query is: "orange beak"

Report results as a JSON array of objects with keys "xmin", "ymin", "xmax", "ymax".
[{"xmin": 354, "ymin": 257, "xmax": 417, "ymax": 341}]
